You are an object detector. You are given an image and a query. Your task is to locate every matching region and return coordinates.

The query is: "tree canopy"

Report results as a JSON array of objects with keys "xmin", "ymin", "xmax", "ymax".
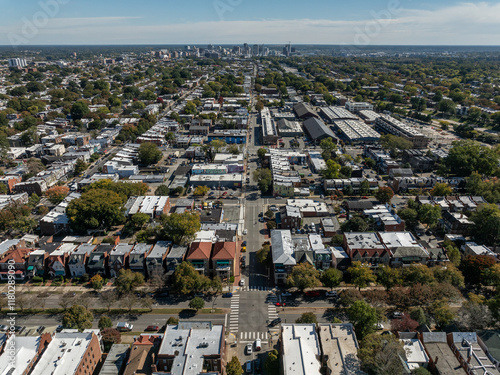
[
  {"xmin": 444, "ymin": 140, "xmax": 499, "ymax": 176},
  {"xmin": 286, "ymin": 263, "xmax": 321, "ymax": 291},
  {"xmin": 62, "ymin": 305, "xmax": 94, "ymax": 331},
  {"xmin": 160, "ymin": 212, "xmax": 201, "ymax": 245},
  {"xmin": 137, "ymin": 142, "xmax": 162, "ymax": 165}
]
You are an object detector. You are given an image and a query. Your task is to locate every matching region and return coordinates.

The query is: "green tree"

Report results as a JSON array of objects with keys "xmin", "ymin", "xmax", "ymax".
[
  {"xmin": 264, "ymin": 349, "xmax": 280, "ymax": 374},
  {"xmin": 62, "ymin": 305, "xmax": 94, "ymax": 331},
  {"xmin": 295, "ymin": 312, "xmax": 318, "ymax": 324},
  {"xmin": 322, "ymin": 159, "xmax": 341, "ymax": 179},
  {"xmin": 252, "ymin": 168, "xmax": 272, "ymax": 194},
  {"xmin": 286, "ymin": 263, "xmax": 321, "ymax": 292},
  {"xmin": 74, "ymin": 158, "xmax": 88, "ymax": 175},
  {"xmin": 418, "ymin": 204, "xmax": 441, "ymax": 228},
  {"xmin": 432, "ymin": 299, "xmax": 455, "ymax": 327},
  {"xmin": 398, "ymin": 208, "xmax": 419, "ymax": 229},
  {"xmin": 71, "ymin": 101, "xmax": 90, "ymax": 120},
  {"xmin": 226, "ymin": 356, "xmax": 243, "ymax": 375},
  {"xmin": 137, "ymin": 142, "xmax": 162, "ymax": 165},
  {"xmin": 402, "ymin": 264, "xmax": 435, "ymax": 286},
  {"xmin": 131, "ymin": 213, "xmax": 150, "ymax": 229},
  {"xmin": 320, "ymin": 137, "xmax": 337, "ymax": 160},
  {"xmin": 90, "ymin": 274, "xmax": 104, "ymax": 291},
  {"xmin": 193, "ymin": 185, "xmax": 210, "ymax": 196},
  {"xmin": 375, "ymin": 187, "xmax": 394, "ymax": 204},
  {"xmin": 98, "ymin": 315, "xmax": 113, "ymax": 330},
  {"xmin": 358, "ymin": 334, "xmax": 406, "ymax": 375},
  {"xmin": 155, "ymin": 185, "xmax": 170, "ymax": 196},
  {"xmin": 173, "ymin": 262, "xmax": 210, "ymax": 294},
  {"xmin": 347, "ymin": 300, "xmax": 378, "ymax": 339},
  {"xmin": 460, "ymin": 255, "xmax": 496, "ymax": 286},
  {"xmin": 210, "ymin": 139, "xmax": 227, "ymax": 153},
  {"xmin": 359, "ymin": 180, "xmax": 370, "ymax": 196},
  {"xmin": 227, "ymin": 144, "xmax": 240, "ymax": 155},
  {"xmin": 444, "ymin": 240, "xmax": 461, "ymax": 267},
  {"xmin": 67, "ymin": 189, "xmax": 125, "ymax": 232},
  {"xmin": 257, "ymin": 148, "xmax": 267, "ymax": 161},
  {"xmin": 377, "ymin": 265, "xmax": 403, "ymax": 290},
  {"xmin": 341, "ymin": 216, "xmax": 369, "ymax": 233},
  {"xmin": 430, "ymin": 183, "xmax": 453, "ymax": 196},
  {"xmin": 160, "ymin": 212, "xmax": 200, "ymax": 245},
  {"xmin": 380, "ymin": 134, "xmax": 413, "ymax": 155},
  {"xmin": 256, "ymin": 245, "xmax": 271, "ymax": 267},
  {"xmin": 114, "ymin": 269, "xmax": 145, "ymax": 294},
  {"xmin": 410, "ymin": 307, "xmax": 429, "ymax": 326},
  {"xmin": 184, "ymin": 101, "xmax": 197, "ymax": 114},
  {"xmin": 444, "ymin": 140, "xmax": 499, "ymax": 177},
  {"xmin": 470, "ymin": 204, "xmax": 500, "ymax": 247},
  {"xmin": 438, "ymin": 99, "xmax": 456, "ymax": 117},
  {"xmin": 348, "ymin": 262, "xmax": 377, "ymax": 290},
  {"xmin": 432, "ymin": 265, "xmax": 465, "ymax": 288},
  {"xmin": 189, "ymin": 296, "xmax": 205, "ymax": 312},
  {"xmin": 320, "ymin": 268, "xmax": 343, "ymax": 290}
]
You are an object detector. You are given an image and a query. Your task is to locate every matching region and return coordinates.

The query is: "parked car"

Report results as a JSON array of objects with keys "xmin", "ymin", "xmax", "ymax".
[
  {"xmin": 246, "ymin": 343, "xmax": 253, "ymax": 354},
  {"xmin": 325, "ymin": 291, "xmax": 338, "ymax": 297},
  {"xmin": 145, "ymin": 325, "xmax": 159, "ymax": 331},
  {"xmin": 269, "ymin": 318, "xmax": 282, "ymax": 327},
  {"xmin": 0, "ymin": 325, "xmax": 8, "ymax": 331},
  {"xmin": 243, "ymin": 229, "xmax": 248, "ymax": 235},
  {"xmin": 242, "ymin": 241, "xmax": 247, "ymax": 247},
  {"xmin": 305, "ymin": 290, "xmax": 320, "ymax": 297},
  {"xmin": 281, "ymin": 292, "xmax": 292, "ymax": 297},
  {"xmin": 375, "ymin": 323, "xmax": 384, "ymax": 330},
  {"xmin": 338, "ymin": 214, "xmax": 347, "ymax": 218},
  {"xmin": 255, "ymin": 339, "xmax": 261, "ymax": 351},
  {"xmin": 391, "ymin": 311, "xmax": 404, "ymax": 319},
  {"xmin": 116, "ymin": 322, "xmax": 134, "ymax": 332},
  {"xmin": 246, "ymin": 360, "xmax": 253, "ymax": 373},
  {"xmin": 254, "ymin": 358, "xmax": 262, "ymax": 372},
  {"xmin": 239, "ymin": 279, "xmax": 245, "ymax": 286},
  {"xmin": 275, "ymin": 302, "xmax": 286, "ymax": 307}
]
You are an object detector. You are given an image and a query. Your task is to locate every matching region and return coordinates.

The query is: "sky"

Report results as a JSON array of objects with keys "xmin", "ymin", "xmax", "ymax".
[{"xmin": 1, "ymin": 0, "xmax": 500, "ymax": 46}]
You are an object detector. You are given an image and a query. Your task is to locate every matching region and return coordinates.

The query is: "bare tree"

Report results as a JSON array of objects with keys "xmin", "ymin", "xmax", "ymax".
[
  {"xmin": 100, "ymin": 290, "xmax": 119, "ymax": 312},
  {"xmin": 38, "ymin": 291, "xmax": 50, "ymax": 310},
  {"xmin": 79, "ymin": 293, "xmax": 92, "ymax": 310},
  {"xmin": 140, "ymin": 296, "xmax": 154, "ymax": 312},
  {"xmin": 59, "ymin": 292, "xmax": 75, "ymax": 310},
  {"xmin": 456, "ymin": 301, "xmax": 493, "ymax": 331},
  {"xmin": 122, "ymin": 293, "xmax": 139, "ymax": 312},
  {"xmin": 148, "ymin": 270, "xmax": 166, "ymax": 292}
]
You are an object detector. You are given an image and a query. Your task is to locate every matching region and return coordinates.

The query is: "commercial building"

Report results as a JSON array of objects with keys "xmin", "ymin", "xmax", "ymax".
[
  {"xmin": 156, "ymin": 322, "xmax": 225, "ymax": 374},
  {"xmin": 189, "ymin": 174, "xmax": 243, "ymax": 189},
  {"xmin": 30, "ymin": 331, "xmax": 102, "ymax": 375},
  {"xmin": 271, "ymin": 230, "xmax": 296, "ymax": 285},
  {"xmin": 320, "ymin": 106, "xmax": 358, "ymax": 123},
  {"xmin": 0, "ymin": 334, "xmax": 52, "ymax": 375},
  {"xmin": 293, "ymin": 103, "xmax": 318, "ymax": 120},
  {"xmin": 359, "ymin": 110, "xmax": 381, "ymax": 124},
  {"xmin": 303, "ymin": 118, "xmax": 338, "ymax": 143},
  {"xmin": 286, "ymin": 199, "xmax": 329, "ymax": 217},
  {"xmin": 307, "ymin": 151, "xmax": 327, "ymax": 173},
  {"xmin": 375, "ymin": 114, "xmax": 429, "ymax": 149},
  {"xmin": 261, "ymin": 107, "xmax": 279, "ymax": 145},
  {"xmin": 281, "ymin": 324, "xmax": 322, "ymax": 375},
  {"xmin": 332, "ymin": 119, "xmax": 381, "ymax": 144},
  {"xmin": 124, "ymin": 196, "xmax": 170, "ymax": 218},
  {"xmin": 276, "ymin": 119, "xmax": 304, "ymax": 137},
  {"xmin": 447, "ymin": 332, "xmax": 500, "ymax": 375},
  {"xmin": 345, "ymin": 102, "xmax": 373, "ymax": 113},
  {"xmin": 318, "ymin": 323, "xmax": 363, "ymax": 375}
]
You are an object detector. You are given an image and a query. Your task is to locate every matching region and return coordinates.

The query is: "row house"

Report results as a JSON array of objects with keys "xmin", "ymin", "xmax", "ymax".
[
  {"xmin": 185, "ymin": 241, "xmax": 237, "ymax": 280},
  {"xmin": 0, "ymin": 248, "xmax": 32, "ymax": 281},
  {"xmin": 146, "ymin": 241, "xmax": 171, "ymax": 278},
  {"xmin": 68, "ymin": 244, "xmax": 96, "ymax": 278},
  {"xmin": 129, "ymin": 243, "xmax": 153, "ymax": 275},
  {"xmin": 109, "ymin": 243, "xmax": 133, "ymax": 277}
]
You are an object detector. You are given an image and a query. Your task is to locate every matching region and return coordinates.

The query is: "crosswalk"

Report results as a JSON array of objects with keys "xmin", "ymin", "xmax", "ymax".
[
  {"xmin": 239, "ymin": 331, "xmax": 269, "ymax": 342},
  {"xmin": 229, "ymin": 294, "xmax": 240, "ymax": 332},
  {"xmin": 240, "ymin": 286, "xmax": 274, "ymax": 292}
]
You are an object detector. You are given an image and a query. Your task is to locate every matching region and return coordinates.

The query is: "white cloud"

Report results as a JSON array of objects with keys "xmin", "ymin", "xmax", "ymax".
[{"xmin": 1, "ymin": 2, "xmax": 500, "ymax": 45}]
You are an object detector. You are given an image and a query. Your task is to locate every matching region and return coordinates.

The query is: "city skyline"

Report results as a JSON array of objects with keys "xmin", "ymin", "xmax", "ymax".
[{"xmin": 1, "ymin": 0, "xmax": 500, "ymax": 46}]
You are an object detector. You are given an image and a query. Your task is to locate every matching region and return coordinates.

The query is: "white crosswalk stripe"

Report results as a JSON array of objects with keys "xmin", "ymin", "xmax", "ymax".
[
  {"xmin": 240, "ymin": 332, "xmax": 269, "ymax": 340},
  {"xmin": 229, "ymin": 294, "xmax": 240, "ymax": 333}
]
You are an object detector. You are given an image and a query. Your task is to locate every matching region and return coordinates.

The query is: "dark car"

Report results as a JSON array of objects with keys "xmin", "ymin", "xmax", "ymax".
[
  {"xmin": 242, "ymin": 241, "xmax": 247, "ymax": 247},
  {"xmin": 255, "ymin": 358, "xmax": 262, "ymax": 372},
  {"xmin": 269, "ymin": 318, "xmax": 282, "ymax": 327},
  {"xmin": 305, "ymin": 290, "xmax": 320, "ymax": 297},
  {"xmin": 222, "ymin": 292, "xmax": 233, "ymax": 298},
  {"xmin": 145, "ymin": 325, "xmax": 159, "ymax": 331}
]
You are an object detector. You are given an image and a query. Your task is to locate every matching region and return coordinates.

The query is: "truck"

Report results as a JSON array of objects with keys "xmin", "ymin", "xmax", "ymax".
[{"xmin": 116, "ymin": 322, "xmax": 133, "ymax": 332}]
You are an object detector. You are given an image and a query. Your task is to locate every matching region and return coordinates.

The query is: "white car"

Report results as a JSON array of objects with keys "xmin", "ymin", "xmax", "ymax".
[
  {"xmin": 243, "ymin": 229, "xmax": 248, "ymax": 235},
  {"xmin": 239, "ymin": 279, "xmax": 245, "ymax": 286},
  {"xmin": 375, "ymin": 323, "xmax": 384, "ymax": 330},
  {"xmin": 325, "ymin": 291, "xmax": 338, "ymax": 297},
  {"xmin": 246, "ymin": 343, "xmax": 252, "ymax": 354}
]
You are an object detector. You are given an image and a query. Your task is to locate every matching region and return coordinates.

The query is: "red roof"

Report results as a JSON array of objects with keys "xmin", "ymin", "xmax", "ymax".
[
  {"xmin": 211, "ymin": 241, "xmax": 236, "ymax": 260},
  {"xmin": 186, "ymin": 242, "xmax": 212, "ymax": 260},
  {"xmin": 0, "ymin": 248, "xmax": 31, "ymax": 264}
]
